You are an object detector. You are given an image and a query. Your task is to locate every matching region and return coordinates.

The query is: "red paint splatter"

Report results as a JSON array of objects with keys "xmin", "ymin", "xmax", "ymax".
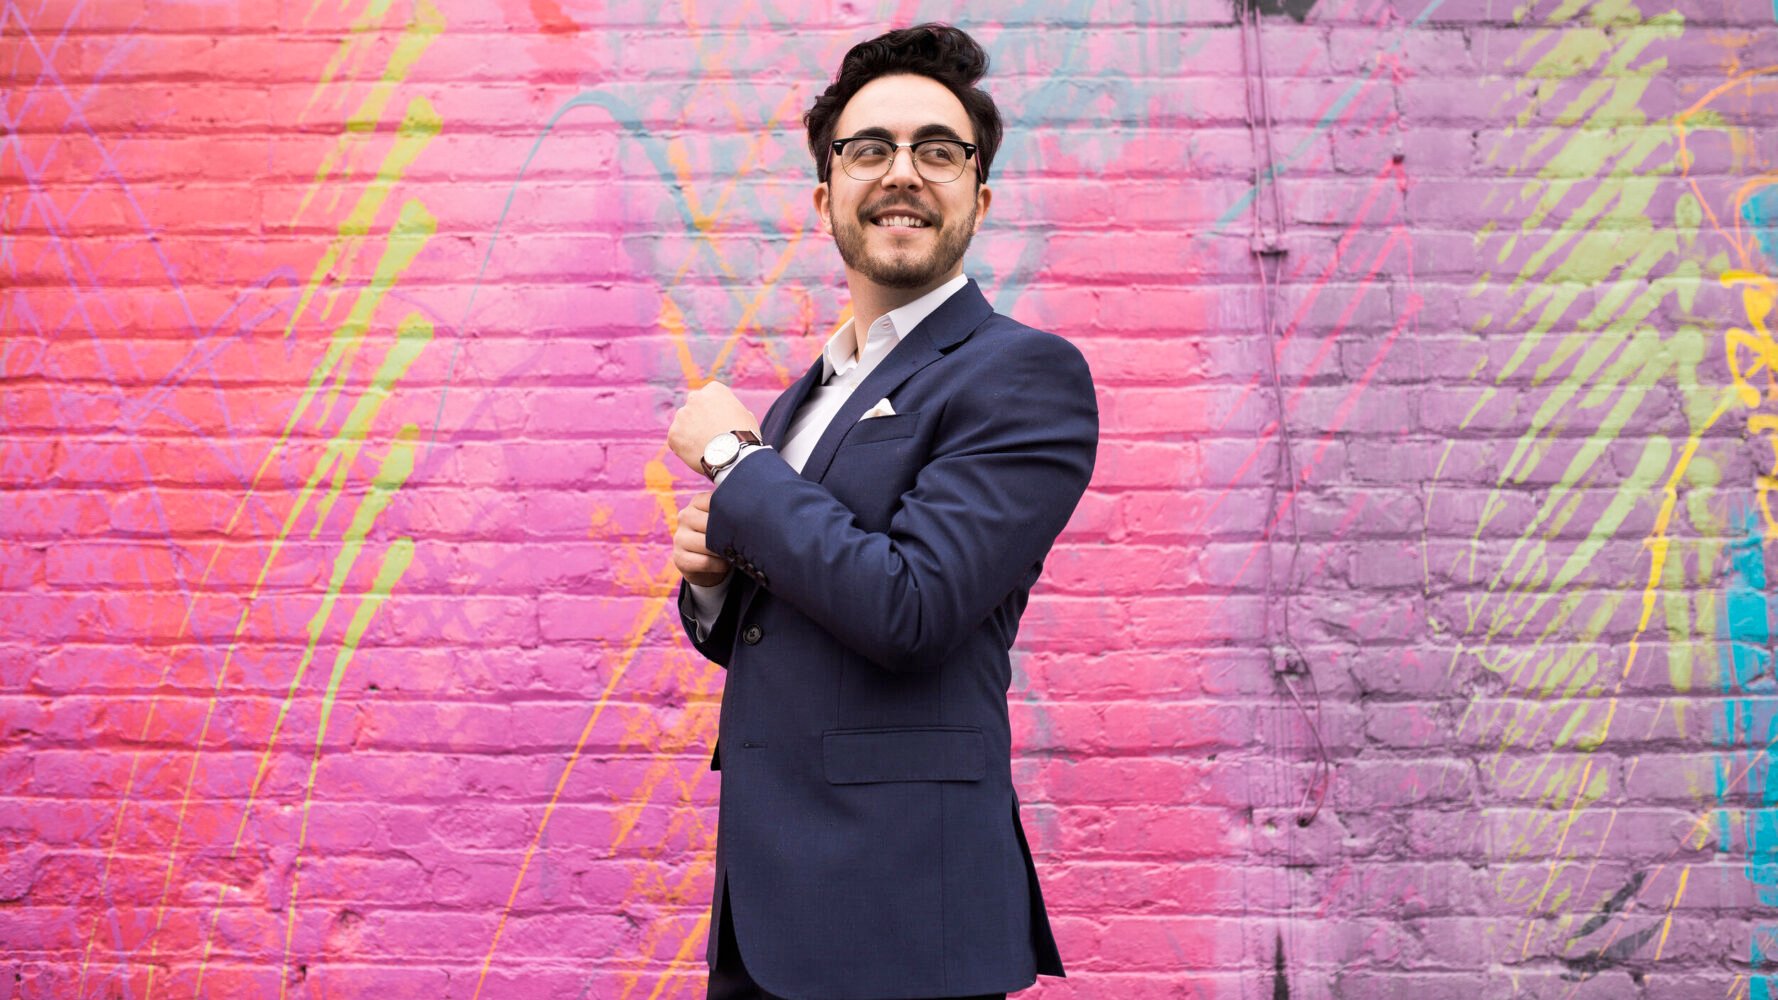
[{"xmin": 530, "ymin": 0, "xmax": 582, "ymax": 36}]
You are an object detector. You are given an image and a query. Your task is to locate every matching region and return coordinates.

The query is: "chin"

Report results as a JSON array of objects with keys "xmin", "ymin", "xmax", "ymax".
[
  {"xmin": 831, "ymin": 214, "xmax": 972, "ymax": 290},
  {"xmin": 863, "ymin": 257, "xmax": 948, "ymax": 289}
]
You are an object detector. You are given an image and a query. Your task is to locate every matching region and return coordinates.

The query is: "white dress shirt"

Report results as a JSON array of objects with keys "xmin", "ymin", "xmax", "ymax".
[{"xmin": 687, "ymin": 273, "xmax": 969, "ymax": 636}]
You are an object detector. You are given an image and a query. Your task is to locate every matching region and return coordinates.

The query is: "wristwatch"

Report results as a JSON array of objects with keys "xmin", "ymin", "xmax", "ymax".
[{"xmin": 700, "ymin": 430, "xmax": 762, "ymax": 479}]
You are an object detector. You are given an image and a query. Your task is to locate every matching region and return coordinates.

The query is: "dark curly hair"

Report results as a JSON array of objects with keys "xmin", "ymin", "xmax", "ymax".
[{"xmin": 803, "ymin": 23, "xmax": 1003, "ymax": 186}]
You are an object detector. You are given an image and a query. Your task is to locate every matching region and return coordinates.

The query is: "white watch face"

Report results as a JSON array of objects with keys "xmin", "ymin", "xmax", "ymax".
[{"xmin": 704, "ymin": 432, "xmax": 740, "ymax": 468}]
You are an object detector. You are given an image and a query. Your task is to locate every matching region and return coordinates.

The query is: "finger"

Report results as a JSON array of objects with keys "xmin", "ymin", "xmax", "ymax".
[
  {"xmin": 673, "ymin": 545, "xmax": 722, "ymax": 573},
  {"xmin": 675, "ymin": 523, "xmax": 716, "ymax": 557},
  {"xmin": 692, "ymin": 491, "xmax": 713, "ymax": 511},
  {"xmin": 674, "ymin": 543, "xmax": 728, "ymax": 579},
  {"xmin": 674, "ymin": 554, "xmax": 728, "ymax": 582},
  {"xmin": 678, "ymin": 504, "xmax": 707, "ymax": 533}
]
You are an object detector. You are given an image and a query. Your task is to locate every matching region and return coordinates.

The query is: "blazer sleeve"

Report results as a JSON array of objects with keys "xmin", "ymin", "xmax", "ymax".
[
  {"xmin": 676, "ymin": 577, "xmax": 741, "ymax": 667},
  {"xmin": 704, "ymin": 331, "xmax": 1098, "ymax": 674},
  {"xmin": 673, "ymin": 373, "xmax": 805, "ymax": 668}
]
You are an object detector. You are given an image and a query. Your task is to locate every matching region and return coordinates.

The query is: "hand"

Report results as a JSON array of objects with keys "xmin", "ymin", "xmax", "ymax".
[
  {"xmin": 673, "ymin": 491, "xmax": 731, "ymax": 587},
  {"xmin": 668, "ymin": 381, "xmax": 761, "ymax": 476}
]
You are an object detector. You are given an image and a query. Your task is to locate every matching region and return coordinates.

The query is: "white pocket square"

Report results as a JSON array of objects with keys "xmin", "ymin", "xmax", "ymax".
[{"xmin": 859, "ymin": 397, "xmax": 896, "ymax": 420}]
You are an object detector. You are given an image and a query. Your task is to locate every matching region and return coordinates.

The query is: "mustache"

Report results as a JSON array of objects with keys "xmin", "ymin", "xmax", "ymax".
[{"xmin": 858, "ymin": 199, "xmax": 935, "ymax": 222}]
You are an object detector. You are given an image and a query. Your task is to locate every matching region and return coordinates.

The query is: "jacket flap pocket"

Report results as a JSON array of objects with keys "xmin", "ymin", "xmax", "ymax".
[
  {"xmin": 842, "ymin": 411, "xmax": 919, "ymax": 445},
  {"xmin": 823, "ymin": 726, "xmax": 986, "ymax": 784}
]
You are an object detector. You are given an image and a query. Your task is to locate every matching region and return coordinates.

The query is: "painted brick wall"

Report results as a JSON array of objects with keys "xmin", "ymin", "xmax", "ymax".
[{"xmin": 4, "ymin": 0, "xmax": 1778, "ymax": 997}]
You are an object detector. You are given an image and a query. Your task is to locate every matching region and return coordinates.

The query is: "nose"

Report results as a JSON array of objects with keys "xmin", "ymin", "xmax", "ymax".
[{"xmin": 879, "ymin": 145, "xmax": 925, "ymax": 189}]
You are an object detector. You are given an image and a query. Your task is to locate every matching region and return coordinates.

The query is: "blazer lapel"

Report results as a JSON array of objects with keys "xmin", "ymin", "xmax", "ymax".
[
  {"xmin": 762, "ymin": 357, "xmax": 824, "ymax": 449},
  {"xmin": 796, "ymin": 280, "xmax": 993, "ymax": 484}
]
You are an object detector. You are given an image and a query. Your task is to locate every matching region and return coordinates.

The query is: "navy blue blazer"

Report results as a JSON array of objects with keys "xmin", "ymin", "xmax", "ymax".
[{"xmin": 678, "ymin": 280, "xmax": 1097, "ymax": 999}]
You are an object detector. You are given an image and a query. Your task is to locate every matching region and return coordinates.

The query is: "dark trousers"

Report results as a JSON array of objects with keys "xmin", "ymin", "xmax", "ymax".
[{"xmin": 706, "ymin": 879, "xmax": 1007, "ymax": 1000}]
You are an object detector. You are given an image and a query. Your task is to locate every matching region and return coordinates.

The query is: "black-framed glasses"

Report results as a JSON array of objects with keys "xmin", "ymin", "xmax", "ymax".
[{"xmin": 829, "ymin": 136, "xmax": 978, "ymax": 183}]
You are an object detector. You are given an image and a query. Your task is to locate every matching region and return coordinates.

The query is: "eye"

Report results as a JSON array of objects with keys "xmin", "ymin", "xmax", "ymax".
[
  {"xmin": 849, "ymin": 140, "xmax": 891, "ymax": 158},
  {"xmin": 919, "ymin": 143, "xmax": 958, "ymax": 163}
]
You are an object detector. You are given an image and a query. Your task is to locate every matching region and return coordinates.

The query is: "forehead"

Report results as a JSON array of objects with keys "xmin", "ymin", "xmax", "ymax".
[{"xmin": 834, "ymin": 73, "xmax": 974, "ymax": 142}]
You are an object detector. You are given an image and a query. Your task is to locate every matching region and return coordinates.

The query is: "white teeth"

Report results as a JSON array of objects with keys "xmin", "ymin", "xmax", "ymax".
[{"xmin": 875, "ymin": 215, "xmax": 928, "ymax": 228}]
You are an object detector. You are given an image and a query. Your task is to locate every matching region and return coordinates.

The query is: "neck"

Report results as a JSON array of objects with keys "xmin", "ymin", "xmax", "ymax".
[{"xmin": 845, "ymin": 267, "xmax": 960, "ymax": 357}]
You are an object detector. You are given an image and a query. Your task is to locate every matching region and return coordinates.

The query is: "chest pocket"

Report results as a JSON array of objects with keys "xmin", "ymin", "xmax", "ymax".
[
  {"xmin": 842, "ymin": 412, "xmax": 919, "ymax": 445},
  {"xmin": 827, "ymin": 411, "xmax": 924, "ymax": 530}
]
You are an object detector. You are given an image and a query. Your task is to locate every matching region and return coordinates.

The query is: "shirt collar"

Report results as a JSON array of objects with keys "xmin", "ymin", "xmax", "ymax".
[{"xmin": 821, "ymin": 273, "xmax": 969, "ymax": 381}]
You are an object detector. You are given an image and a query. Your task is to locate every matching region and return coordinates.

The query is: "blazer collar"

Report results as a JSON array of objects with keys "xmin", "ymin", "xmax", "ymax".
[
  {"xmin": 794, "ymin": 279, "xmax": 993, "ymax": 484},
  {"xmin": 762, "ymin": 356, "xmax": 823, "ymax": 450},
  {"xmin": 917, "ymin": 276, "xmax": 992, "ymax": 352}
]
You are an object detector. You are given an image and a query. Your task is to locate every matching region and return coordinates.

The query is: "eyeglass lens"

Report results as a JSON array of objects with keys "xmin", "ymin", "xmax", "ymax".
[{"xmin": 840, "ymin": 140, "xmax": 969, "ymax": 182}]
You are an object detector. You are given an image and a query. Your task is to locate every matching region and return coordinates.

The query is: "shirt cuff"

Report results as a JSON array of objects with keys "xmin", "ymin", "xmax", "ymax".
[
  {"xmin": 712, "ymin": 443, "xmax": 768, "ymax": 487},
  {"xmin": 687, "ymin": 576, "xmax": 732, "ymax": 641}
]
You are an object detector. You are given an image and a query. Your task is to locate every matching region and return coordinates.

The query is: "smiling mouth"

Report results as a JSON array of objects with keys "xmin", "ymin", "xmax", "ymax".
[{"xmin": 869, "ymin": 211, "xmax": 931, "ymax": 229}]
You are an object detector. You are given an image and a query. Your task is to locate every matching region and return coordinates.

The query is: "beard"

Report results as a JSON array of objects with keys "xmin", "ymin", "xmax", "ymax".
[{"xmin": 830, "ymin": 199, "xmax": 977, "ymax": 290}]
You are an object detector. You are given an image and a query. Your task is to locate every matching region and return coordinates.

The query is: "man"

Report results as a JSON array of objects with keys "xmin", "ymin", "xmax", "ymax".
[{"xmin": 665, "ymin": 23, "xmax": 1097, "ymax": 1000}]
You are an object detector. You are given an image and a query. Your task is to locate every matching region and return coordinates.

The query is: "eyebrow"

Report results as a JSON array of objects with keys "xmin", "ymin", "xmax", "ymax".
[{"xmin": 848, "ymin": 123, "xmax": 968, "ymax": 143}]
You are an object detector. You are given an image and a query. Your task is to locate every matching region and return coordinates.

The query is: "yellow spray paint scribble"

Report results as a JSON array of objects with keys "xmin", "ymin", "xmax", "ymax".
[
  {"xmin": 1674, "ymin": 67, "xmax": 1778, "ymax": 275},
  {"xmin": 1721, "ymin": 270, "xmax": 1778, "ymax": 524},
  {"xmin": 610, "ymin": 60, "xmax": 876, "ymax": 995},
  {"xmin": 656, "ymin": 78, "xmax": 821, "ymax": 388},
  {"xmin": 470, "ymin": 458, "xmax": 688, "ymax": 1000},
  {"xmin": 596, "ymin": 49, "xmax": 861, "ymax": 997}
]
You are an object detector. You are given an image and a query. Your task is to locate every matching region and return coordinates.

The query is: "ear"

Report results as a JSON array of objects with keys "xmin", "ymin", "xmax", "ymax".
[
  {"xmin": 970, "ymin": 183, "xmax": 992, "ymax": 234},
  {"xmin": 813, "ymin": 181, "xmax": 833, "ymax": 235}
]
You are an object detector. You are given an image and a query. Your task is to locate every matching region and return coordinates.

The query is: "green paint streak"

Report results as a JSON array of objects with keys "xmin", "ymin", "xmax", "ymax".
[
  {"xmin": 1525, "ymin": 29, "xmax": 1613, "ymax": 79},
  {"xmin": 206, "ymin": 192, "xmax": 436, "ymax": 856},
  {"xmin": 284, "ymin": 529, "xmax": 416, "ymax": 999},
  {"xmin": 1486, "ymin": 352, "xmax": 1673, "ymax": 615},
  {"xmin": 1518, "ymin": 435, "xmax": 1670, "ymax": 644},
  {"xmin": 230, "ymin": 319, "xmax": 431, "ymax": 848},
  {"xmin": 1490, "ymin": 285, "xmax": 1586, "ymax": 385},
  {"xmin": 208, "ymin": 230, "xmax": 436, "ymax": 830},
  {"xmin": 300, "ymin": 0, "xmax": 444, "ymax": 211},
  {"xmin": 305, "ymin": 198, "xmax": 437, "ymax": 429},
  {"xmin": 316, "ymin": 313, "xmax": 435, "ymax": 526},
  {"xmin": 1434, "ymin": 0, "xmax": 1743, "ymax": 925},
  {"xmin": 187, "ymin": 10, "xmax": 441, "ymax": 990},
  {"xmin": 288, "ymin": 102, "xmax": 442, "ymax": 337},
  {"xmin": 1674, "ymin": 452, "xmax": 1727, "ymax": 705},
  {"xmin": 302, "ymin": 0, "xmax": 417, "ymax": 116},
  {"xmin": 315, "ymin": 449, "xmax": 417, "ymax": 745},
  {"xmin": 1556, "ymin": 707, "xmax": 1601, "ymax": 754}
]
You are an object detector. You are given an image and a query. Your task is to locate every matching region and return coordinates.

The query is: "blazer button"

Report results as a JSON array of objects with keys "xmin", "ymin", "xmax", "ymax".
[{"xmin": 742, "ymin": 624, "xmax": 763, "ymax": 645}]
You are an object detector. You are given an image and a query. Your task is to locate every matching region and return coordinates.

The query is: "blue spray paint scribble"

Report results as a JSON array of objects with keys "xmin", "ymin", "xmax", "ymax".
[
  {"xmin": 1717, "ymin": 510, "xmax": 1778, "ymax": 996},
  {"xmin": 1745, "ymin": 186, "xmax": 1778, "ymax": 269}
]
